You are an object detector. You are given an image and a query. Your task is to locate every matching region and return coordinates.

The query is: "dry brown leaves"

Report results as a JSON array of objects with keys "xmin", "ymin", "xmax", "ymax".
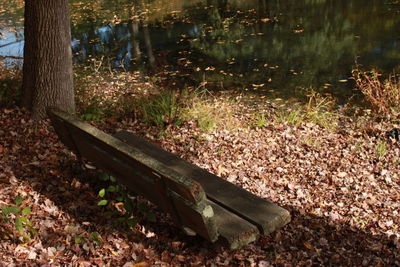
[{"xmin": 1, "ymin": 106, "xmax": 399, "ymax": 266}]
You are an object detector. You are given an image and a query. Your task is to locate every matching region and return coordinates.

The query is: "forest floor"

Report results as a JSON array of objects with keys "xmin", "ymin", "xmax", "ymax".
[{"xmin": 1, "ymin": 70, "xmax": 400, "ymax": 266}]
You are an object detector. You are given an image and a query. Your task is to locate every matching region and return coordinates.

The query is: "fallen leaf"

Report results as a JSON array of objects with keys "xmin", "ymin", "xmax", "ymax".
[
  {"xmin": 303, "ymin": 241, "xmax": 315, "ymax": 250},
  {"xmin": 133, "ymin": 262, "xmax": 150, "ymax": 267}
]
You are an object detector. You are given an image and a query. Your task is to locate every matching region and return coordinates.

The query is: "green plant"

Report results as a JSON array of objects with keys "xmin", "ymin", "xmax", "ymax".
[
  {"xmin": 199, "ymin": 117, "xmax": 216, "ymax": 131},
  {"xmin": 251, "ymin": 113, "xmax": 268, "ymax": 128},
  {"xmin": 72, "ymin": 231, "xmax": 103, "ymax": 245},
  {"xmin": 97, "ymin": 173, "xmax": 155, "ymax": 230},
  {"xmin": 304, "ymin": 89, "xmax": 337, "ymax": 129},
  {"xmin": 375, "ymin": 141, "xmax": 387, "ymax": 158},
  {"xmin": 182, "ymin": 93, "xmax": 239, "ymax": 132},
  {"xmin": 276, "ymin": 108, "xmax": 304, "ymax": 126},
  {"xmin": 0, "ymin": 196, "xmax": 37, "ymax": 240},
  {"xmin": 139, "ymin": 89, "xmax": 183, "ymax": 127},
  {"xmin": 183, "ymin": 99, "xmax": 217, "ymax": 131},
  {"xmin": 353, "ymin": 68, "xmax": 400, "ymax": 116},
  {"xmin": 275, "ymin": 89, "xmax": 338, "ymax": 129},
  {"xmin": 90, "ymin": 231, "xmax": 103, "ymax": 245},
  {"xmin": 79, "ymin": 95, "xmax": 106, "ymax": 121},
  {"xmin": 74, "ymin": 235, "xmax": 83, "ymax": 244},
  {"xmin": 138, "ymin": 87, "xmax": 239, "ymax": 132}
]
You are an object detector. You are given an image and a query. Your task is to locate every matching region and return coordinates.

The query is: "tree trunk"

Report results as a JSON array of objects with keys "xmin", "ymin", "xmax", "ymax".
[{"xmin": 22, "ymin": 0, "xmax": 75, "ymax": 119}]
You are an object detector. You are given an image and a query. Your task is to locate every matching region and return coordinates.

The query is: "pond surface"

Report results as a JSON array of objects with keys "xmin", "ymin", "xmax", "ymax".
[{"xmin": 1, "ymin": 0, "xmax": 400, "ymax": 102}]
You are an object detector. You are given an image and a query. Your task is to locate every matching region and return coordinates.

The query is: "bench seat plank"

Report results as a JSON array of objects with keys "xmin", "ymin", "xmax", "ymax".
[{"xmin": 113, "ymin": 130, "xmax": 291, "ymax": 235}]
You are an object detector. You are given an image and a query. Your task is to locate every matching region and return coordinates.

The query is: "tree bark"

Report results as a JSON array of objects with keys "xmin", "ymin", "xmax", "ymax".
[{"xmin": 22, "ymin": 0, "xmax": 75, "ymax": 119}]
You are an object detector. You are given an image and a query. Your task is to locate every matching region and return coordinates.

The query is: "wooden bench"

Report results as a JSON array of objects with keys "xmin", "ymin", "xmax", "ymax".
[{"xmin": 48, "ymin": 108, "xmax": 290, "ymax": 249}]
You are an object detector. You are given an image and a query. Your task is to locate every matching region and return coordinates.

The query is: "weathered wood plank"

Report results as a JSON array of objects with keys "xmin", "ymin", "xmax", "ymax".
[
  {"xmin": 168, "ymin": 191, "xmax": 218, "ymax": 242},
  {"xmin": 69, "ymin": 134, "xmax": 161, "ymax": 203},
  {"xmin": 48, "ymin": 108, "xmax": 219, "ymax": 242},
  {"xmin": 47, "ymin": 110, "xmax": 80, "ymax": 157},
  {"xmin": 48, "ymin": 108, "xmax": 205, "ymax": 205},
  {"xmin": 205, "ymin": 200, "xmax": 259, "ymax": 250},
  {"xmin": 113, "ymin": 130, "xmax": 291, "ymax": 234}
]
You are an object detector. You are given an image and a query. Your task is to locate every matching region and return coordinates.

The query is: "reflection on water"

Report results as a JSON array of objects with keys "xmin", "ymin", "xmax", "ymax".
[
  {"xmin": 0, "ymin": 0, "xmax": 24, "ymax": 64},
  {"xmin": 0, "ymin": 28, "xmax": 24, "ymax": 65},
  {"xmin": 1, "ymin": 0, "xmax": 400, "ymax": 101}
]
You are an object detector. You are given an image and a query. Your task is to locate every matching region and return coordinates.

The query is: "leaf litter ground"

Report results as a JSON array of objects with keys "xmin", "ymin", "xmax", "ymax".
[{"xmin": 0, "ymin": 103, "xmax": 399, "ymax": 266}]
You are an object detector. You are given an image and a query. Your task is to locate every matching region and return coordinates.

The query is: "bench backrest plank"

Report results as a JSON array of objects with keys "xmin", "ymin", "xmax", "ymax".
[
  {"xmin": 48, "ymin": 109, "xmax": 219, "ymax": 242},
  {"xmin": 49, "ymin": 109, "xmax": 205, "ymax": 204},
  {"xmin": 49, "ymin": 111, "xmax": 81, "ymax": 156}
]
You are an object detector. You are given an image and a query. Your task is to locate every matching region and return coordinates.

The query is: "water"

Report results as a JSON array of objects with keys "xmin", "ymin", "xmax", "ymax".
[
  {"xmin": 0, "ymin": 27, "xmax": 23, "ymax": 65},
  {"xmin": 1, "ymin": 0, "xmax": 400, "ymax": 101}
]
